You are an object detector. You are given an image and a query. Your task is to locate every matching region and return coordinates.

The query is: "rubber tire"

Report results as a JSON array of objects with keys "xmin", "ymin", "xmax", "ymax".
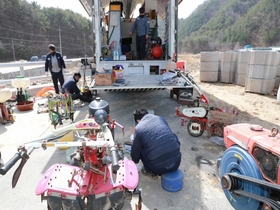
[
  {"xmin": 70, "ymin": 112, "xmax": 74, "ymax": 122},
  {"xmin": 209, "ymin": 122, "xmax": 224, "ymax": 137},
  {"xmin": 219, "ymin": 146, "xmax": 265, "ymax": 210},
  {"xmin": 187, "ymin": 120, "xmax": 204, "ymax": 137},
  {"xmin": 170, "ymin": 89, "xmax": 174, "ymax": 99}
]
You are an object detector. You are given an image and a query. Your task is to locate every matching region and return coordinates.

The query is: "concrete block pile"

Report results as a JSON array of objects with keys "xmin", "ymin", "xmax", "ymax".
[{"xmin": 200, "ymin": 50, "xmax": 280, "ymax": 94}]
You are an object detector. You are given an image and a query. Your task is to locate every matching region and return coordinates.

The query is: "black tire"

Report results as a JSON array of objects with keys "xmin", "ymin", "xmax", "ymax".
[
  {"xmin": 187, "ymin": 120, "xmax": 204, "ymax": 137},
  {"xmin": 70, "ymin": 112, "xmax": 74, "ymax": 122},
  {"xmin": 210, "ymin": 122, "xmax": 224, "ymax": 137},
  {"xmin": 170, "ymin": 89, "xmax": 174, "ymax": 99}
]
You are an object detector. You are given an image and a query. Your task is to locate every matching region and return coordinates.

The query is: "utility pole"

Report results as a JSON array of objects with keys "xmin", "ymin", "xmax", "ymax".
[
  {"xmin": 11, "ymin": 40, "xmax": 16, "ymax": 61},
  {"xmin": 59, "ymin": 26, "xmax": 62, "ymax": 55},
  {"xmin": 84, "ymin": 33, "xmax": 87, "ymax": 56}
]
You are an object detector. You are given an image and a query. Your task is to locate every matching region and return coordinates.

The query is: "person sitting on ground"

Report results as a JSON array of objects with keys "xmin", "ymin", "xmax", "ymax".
[
  {"xmin": 61, "ymin": 73, "xmax": 93, "ymax": 103},
  {"xmin": 130, "ymin": 109, "xmax": 181, "ymax": 179}
]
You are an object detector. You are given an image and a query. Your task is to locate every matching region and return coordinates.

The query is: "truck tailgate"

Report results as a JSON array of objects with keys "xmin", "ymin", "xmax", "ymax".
[{"xmin": 91, "ymin": 75, "xmax": 191, "ymax": 91}]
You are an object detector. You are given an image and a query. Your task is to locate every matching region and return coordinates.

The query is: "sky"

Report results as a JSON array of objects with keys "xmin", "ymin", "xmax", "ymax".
[{"xmin": 25, "ymin": 0, "xmax": 206, "ymax": 19}]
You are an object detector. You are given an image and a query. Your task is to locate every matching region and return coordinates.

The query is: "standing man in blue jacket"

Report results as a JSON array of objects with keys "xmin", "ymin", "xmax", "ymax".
[
  {"xmin": 129, "ymin": 7, "xmax": 150, "ymax": 60},
  {"xmin": 131, "ymin": 109, "xmax": 181, "ymax": 179},
  {"xmin": 45, "ymin": 44, "xmax": 66, "ymax": 94}
]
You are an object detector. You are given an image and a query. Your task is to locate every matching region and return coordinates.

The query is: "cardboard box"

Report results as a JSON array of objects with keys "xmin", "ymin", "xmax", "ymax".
[{"xmin": 95, "ymin": 72, "xmax": 112, "ymax": 86}]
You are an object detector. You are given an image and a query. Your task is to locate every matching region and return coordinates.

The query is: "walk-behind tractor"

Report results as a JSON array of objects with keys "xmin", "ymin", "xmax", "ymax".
[
  {"xmin": 173, "ymin": 70, "xmax": 238, "ymax": 137},
  {"xmin": 217, "ymin": 123, "xmax": 280, "ymax": 210},
  {"xmin": 0, "ymin": 99, "xmax": 141, "ymax": 210}
]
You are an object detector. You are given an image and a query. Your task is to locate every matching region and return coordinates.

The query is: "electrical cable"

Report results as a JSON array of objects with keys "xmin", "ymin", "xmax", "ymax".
[{"xmin": 107, "ymin": 26, "xmax": 115, "ymax": 45}]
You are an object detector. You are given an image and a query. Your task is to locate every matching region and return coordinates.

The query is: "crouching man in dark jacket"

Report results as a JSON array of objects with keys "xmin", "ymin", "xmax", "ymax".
[
  {"xmin": 61, "ymin": 73, "xmax": 92, "ymax": 103},
  {"xmin": 131, "ymin": 109, "xmax": 181, "ymax": 179}
]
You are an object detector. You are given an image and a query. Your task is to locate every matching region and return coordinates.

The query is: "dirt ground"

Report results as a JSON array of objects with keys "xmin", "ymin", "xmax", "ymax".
[{"xmin": 178, "ymin": 53, "xmax": 280, "ymax": 129}]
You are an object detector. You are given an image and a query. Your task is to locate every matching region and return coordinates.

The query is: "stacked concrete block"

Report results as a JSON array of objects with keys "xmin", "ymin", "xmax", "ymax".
[
  {"xmin": 275, "ymin": 76, "xmax": 280, "ymax": 89},
  {"xmin": 218, "ymin": 52, "xmax": 222, "ymax": 81},
  {"xmin": 245, "ymin": 50, "xmax": 278, "ymax": 94},
  {"xmin": 220, "ymin": 51, "xmax": 238, "ymax": 83},
  {"xmin": 235, "ymin": 51, "xmax": 250, "ymax": 86},
  {"xmin": 200, "ymin": 51, "xmax": 219, "ymax": 82},
  {"xmin": 275, "ymin": 52, "xmax": 280, "ymax": 88}
]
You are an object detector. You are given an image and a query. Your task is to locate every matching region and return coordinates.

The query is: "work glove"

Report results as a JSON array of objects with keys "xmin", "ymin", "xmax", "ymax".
[{"xmin": 45, "ymin": 72, "xmax": 49, "ymax": 77}]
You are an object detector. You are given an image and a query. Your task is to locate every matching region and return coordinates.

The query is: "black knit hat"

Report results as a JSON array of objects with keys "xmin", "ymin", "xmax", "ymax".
[
  {"xmin": 74, "ymin": 72, "xmax": 81, "ymax": 78},
  {"xmin": 139, "ymin": 7, "xmax": 145, "ymax": 14},
  {"xmin": 134, "ymin": 109, "xmax": 148, "ymax": 123}
]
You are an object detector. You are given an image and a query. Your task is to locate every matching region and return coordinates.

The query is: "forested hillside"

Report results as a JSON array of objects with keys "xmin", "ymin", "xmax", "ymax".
[
  {"xmin": 178, "ymin": 0, "xmax": 280, "ymax": 53},
  {"xmin": 2, "ymin": 0, "xmax": 280, "ymax": 61},
  {"xmin": 0, "ymin": 0, "xmax": 92, "ymax": 62}
]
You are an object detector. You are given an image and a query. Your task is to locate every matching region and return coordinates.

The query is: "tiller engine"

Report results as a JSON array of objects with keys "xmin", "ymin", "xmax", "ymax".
[{"xmin": 217, "ymin": 124, "xmax": 280, "ymax": 210}]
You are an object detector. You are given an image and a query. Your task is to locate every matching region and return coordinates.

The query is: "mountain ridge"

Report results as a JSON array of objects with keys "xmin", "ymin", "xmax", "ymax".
[{"xmin": 178, "ymin": 0, "xmax": 280, "ymax": 53}]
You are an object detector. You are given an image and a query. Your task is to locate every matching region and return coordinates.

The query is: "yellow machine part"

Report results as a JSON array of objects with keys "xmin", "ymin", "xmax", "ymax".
[{"xmin": 57, "ymin": 131, "xmax": 74, "ymax": 150}]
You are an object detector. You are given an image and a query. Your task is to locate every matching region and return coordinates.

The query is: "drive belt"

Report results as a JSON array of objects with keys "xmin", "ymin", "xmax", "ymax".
[
  {"xmin": 228, "ymin": 173, "xmax": 280, "ymax": 191},
  {"xmin": 233, "ymin": 190, "xmax": 280, "ymax": 210},
  {"xmin": 227, "ymin": 173, "xmax": 280, "ymax": 209}
]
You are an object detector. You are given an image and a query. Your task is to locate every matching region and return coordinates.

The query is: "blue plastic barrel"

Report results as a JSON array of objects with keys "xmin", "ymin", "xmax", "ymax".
[{"xmin": 161, "ymin": 169, "xmax": 184, "ymax": 192}]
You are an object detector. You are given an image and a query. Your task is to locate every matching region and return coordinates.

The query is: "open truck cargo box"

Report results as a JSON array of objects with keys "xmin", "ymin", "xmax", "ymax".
[{"xmin": 87, "ymin": 0, "xmax": 184, "ymax": 91}]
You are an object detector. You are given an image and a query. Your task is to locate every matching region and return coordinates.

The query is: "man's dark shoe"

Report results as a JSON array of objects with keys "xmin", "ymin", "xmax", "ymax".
[{"xmin": 141, "ymin": 168, "xmax": 158, "ymax": 179}]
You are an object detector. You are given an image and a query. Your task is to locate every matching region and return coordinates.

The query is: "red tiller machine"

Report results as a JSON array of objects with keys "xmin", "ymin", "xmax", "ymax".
[
  {"xmin": 0, "ymin": 98, "xmax": 142, "ymax": 210},
  {"xmin": 217, "ymin": 124, "xmax": 280, "ymax": 210},
  {"xmin": 174, "ymin": 70, "xmax": 238, "ymax": 137}
]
